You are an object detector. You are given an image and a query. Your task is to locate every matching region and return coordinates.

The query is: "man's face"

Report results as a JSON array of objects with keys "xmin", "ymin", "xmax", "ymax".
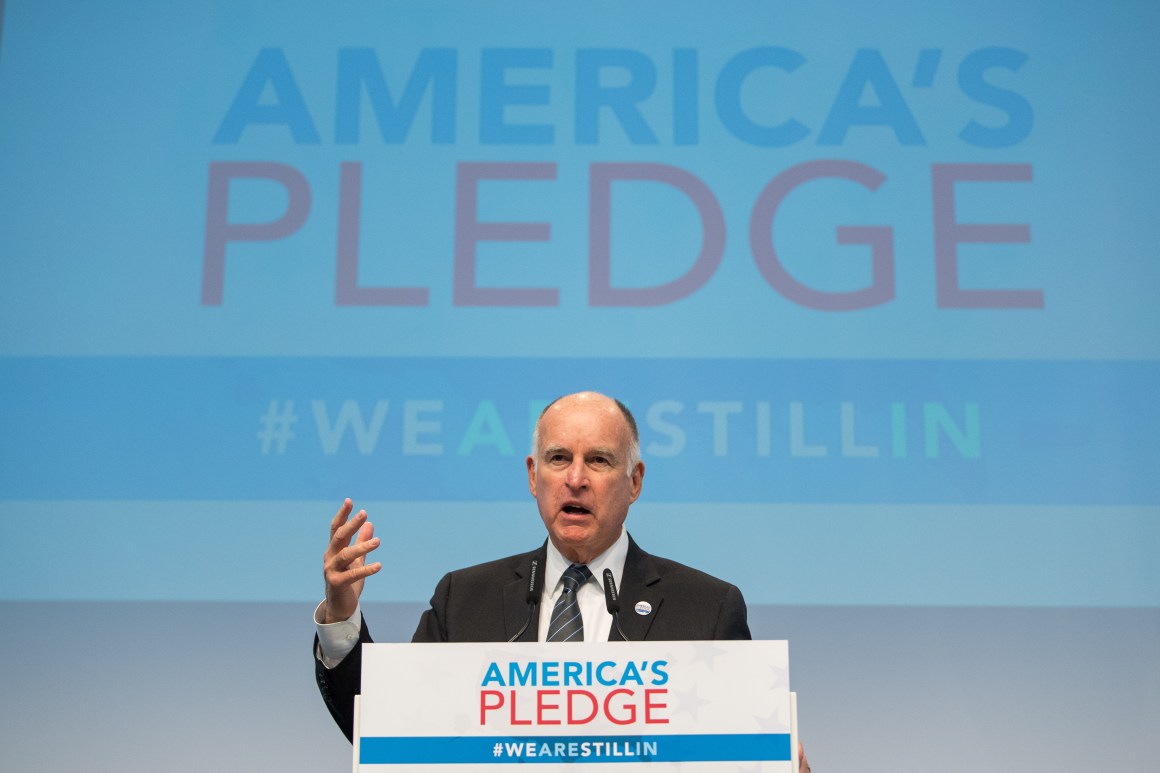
[{"xmin": 526, "ymin": 394, "xmax": 644, "ymax": 564}]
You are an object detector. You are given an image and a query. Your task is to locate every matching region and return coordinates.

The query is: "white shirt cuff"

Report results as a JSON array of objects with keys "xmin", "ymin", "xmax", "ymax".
[{"xmin": 314, "ymin": 600, "xmax": 362, "ymax": 669}]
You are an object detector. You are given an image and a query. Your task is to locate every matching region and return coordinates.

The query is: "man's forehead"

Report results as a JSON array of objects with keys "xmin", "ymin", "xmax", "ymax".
[
  {"xmin": 544, "ymin": 392, "xmax": 619, "ymax": 417},
  {"xmin": 538, "ymin": 404, "xmax": 629, "ymax": 450},
  {"xmin": 541, "ymin": 400, "xmax": 627, "ymax": 436}
]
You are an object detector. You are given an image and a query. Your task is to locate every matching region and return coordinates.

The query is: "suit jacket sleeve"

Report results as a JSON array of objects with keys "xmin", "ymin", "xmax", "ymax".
[
  {"xmin": 715, "ymin": 582, "xmax": 751, "ymax": 640},
  {"xmin": 313, "ymin": 615, "xmax": 374, "ymax": 743},
  {"xmin": 410, "ymin": 569, "xmax": 459, "ymax": 643},
  {"xmin": 314, "ymin": 568, "xmax": 460, "ymax": 741}
]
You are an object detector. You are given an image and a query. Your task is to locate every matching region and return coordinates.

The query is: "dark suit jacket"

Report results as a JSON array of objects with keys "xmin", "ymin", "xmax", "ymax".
[{"xmin": 315, "ymin": 535, "xmax": 751, "ymax": 741}]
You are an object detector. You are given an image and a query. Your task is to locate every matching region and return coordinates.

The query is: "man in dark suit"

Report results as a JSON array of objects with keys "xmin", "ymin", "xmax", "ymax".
[{"xmin": 315, "ymin": 391, "xmax": 807, "ymax": 769}]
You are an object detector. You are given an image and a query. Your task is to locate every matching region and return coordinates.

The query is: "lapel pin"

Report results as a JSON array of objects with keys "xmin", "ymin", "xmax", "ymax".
[{"xmin": 634, "ymin": 601, "xmax": 652, "ymax": 616}]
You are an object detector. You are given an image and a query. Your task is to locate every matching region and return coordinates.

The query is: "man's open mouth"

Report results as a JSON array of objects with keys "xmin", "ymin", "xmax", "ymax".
[{"xmin": 562, "ymin": 504, "xmax": 591, "ymax": 515}]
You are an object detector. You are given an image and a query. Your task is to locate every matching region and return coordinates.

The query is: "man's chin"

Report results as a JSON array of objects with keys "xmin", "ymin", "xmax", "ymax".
[{"xmin": 549, "ymin": 528, "xmax": 598, "ymax": 560}]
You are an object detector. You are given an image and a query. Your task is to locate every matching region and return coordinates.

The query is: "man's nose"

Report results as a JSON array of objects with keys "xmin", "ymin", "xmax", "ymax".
[{"xmin": 565, "ymin": 460, "xmax": 588, "ymax": 488}]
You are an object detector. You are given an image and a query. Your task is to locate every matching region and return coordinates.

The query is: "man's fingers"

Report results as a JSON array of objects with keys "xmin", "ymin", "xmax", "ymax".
[
  {"xmin": 326, "ymin": 556, "xmax": 382, "ymax": 586},
  {"xmin": 338, "ymin": 521, "xmax": 379, "ymax": 569},
  {"xmin": 349, "ymin": 561, "xmax": 382, "ymax": 580},
  {"xmin": 330, "ymin": 534, "xmax": 381, "ymax": 571},
  {"xmin": 327, "ymin": 508, "xmax": 368, "ymax": 554},
  {"xmin": 328, "ymin": 498, "xmax": 354, "ymax": 538},
  {"xmin": 348, "ymin": 522, "xmax": 375, "ymax": 569}
]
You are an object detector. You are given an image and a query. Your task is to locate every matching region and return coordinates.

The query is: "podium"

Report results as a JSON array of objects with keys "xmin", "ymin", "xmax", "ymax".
[{"xmin": 353, "ymin": 640, "xmax": 799, "ymax": 771}]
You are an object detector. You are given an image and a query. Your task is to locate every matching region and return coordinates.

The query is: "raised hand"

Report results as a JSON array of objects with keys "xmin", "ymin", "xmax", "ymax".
[{"xmin": 321, "ymin": 498, "xmax": 382, "ymax": 624}]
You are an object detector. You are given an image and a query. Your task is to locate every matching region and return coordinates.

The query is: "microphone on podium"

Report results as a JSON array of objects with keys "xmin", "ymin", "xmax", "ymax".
[
  {"xmin": 507, "ymin": 557, "xmax": 542, "ymax": 643},
  {"xmin": 603, "ymin": 568, "xmax": 630, "ymax": 641}
]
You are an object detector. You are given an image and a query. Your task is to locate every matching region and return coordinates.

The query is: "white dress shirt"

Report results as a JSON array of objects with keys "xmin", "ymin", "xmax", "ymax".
[{"xmin": 538, "ymin": 527, "xmax": 628, "ymax": 643}]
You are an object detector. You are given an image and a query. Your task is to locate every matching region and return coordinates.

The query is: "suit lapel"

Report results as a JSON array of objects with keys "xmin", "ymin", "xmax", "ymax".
[
  {"xmin": 503, "ymin": 537, "xmax": 662, "ymax": 642},
  {"xmin": 611, "ymin": 535, "xmax": 662, "ymax": 641},
  {"xmin": 502, "ymin": 543, "xmax": 548, "ymax": 642}
]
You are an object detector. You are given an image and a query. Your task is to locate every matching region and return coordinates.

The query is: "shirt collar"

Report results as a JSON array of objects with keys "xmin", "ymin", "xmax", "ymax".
[{"xmin": 544, "ymin": 527, "xmax": 629, "ymax": 594}]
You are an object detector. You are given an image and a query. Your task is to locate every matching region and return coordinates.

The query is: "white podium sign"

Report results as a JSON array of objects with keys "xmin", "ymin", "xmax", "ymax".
[{"xmin": 355, "ymin": 640, "xmax": 797, "ymax": 771}]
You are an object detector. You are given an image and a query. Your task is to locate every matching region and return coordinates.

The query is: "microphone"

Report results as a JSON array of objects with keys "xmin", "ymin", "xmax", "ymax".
[
  {"xmin": 603, "ymin": 568, "xmax": 630, "ymax": 641},
  {"xmin": 508, "ymin": 558, "xmax": 542, "ymax": 642}
]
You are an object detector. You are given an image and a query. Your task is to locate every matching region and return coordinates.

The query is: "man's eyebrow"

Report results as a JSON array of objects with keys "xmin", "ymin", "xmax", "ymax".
[
  {"xmin": 541, "ymin": 444, "xmax": 568, "ymax": 457},
  {"xmin": 587, "ymin": 447, "xmax": 619, "ymax": 460}
]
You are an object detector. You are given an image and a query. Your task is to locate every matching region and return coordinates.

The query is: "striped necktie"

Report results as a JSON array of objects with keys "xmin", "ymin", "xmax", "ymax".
[{"xmin": 546, "ymin": 564, "xmax": 592, "ymax": 642}]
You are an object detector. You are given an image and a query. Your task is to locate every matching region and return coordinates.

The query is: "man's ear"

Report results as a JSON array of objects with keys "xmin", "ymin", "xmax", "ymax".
[
  {"xmin": 628, "ymin": 461, "xmax": 645, "ymax": 503},
  {"xmin": 526, "ymin": 455, "xmax": 538, "ymax": 497}
]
